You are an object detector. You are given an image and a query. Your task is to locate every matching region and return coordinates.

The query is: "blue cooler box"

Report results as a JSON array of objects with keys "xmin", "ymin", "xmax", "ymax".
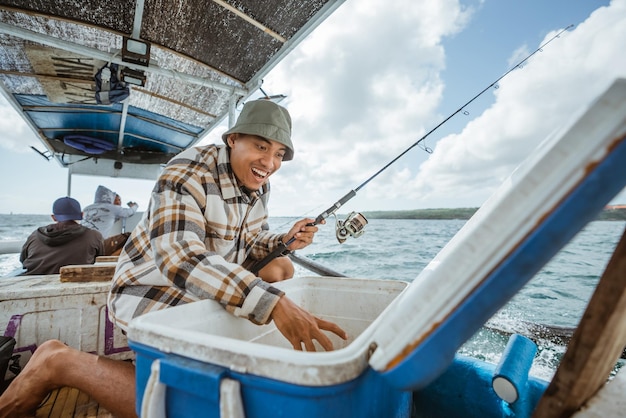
[{"xmin": 129, "ymin": 277, "xmax": 413, "ymax": 418}]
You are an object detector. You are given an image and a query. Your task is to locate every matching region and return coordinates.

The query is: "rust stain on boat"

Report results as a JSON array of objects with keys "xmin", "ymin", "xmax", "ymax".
[{"xmin": 385, "ymin": 322, "xmax": 441, "ymax": 370}]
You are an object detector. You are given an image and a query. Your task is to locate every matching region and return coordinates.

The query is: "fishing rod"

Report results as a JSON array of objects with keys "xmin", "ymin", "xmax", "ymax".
[{"xmin": 250, "ymin": 24, "xmax": 574, "ymax": 274}]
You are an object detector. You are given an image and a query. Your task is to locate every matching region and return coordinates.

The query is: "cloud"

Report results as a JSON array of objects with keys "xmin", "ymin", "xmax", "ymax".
[
  {"xmin": 411, "ymin": 0, "xmax": 626, "ymax": 206},
  {"xmin": 0, "ymin": 98, "xmax": 39, "ymax": 152},
  {"xmin": 263, "ymin": 0, "xmax": 475, "ymax": 214},
  {"xmin": 263, "ymin": 0, "xmax": 626, "ymax": 216}
]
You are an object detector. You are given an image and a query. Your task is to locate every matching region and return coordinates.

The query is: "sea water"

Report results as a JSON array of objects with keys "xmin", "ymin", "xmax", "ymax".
[{"xmin": 2, "ymin": 213, "xmax": 624, "ymax": 380}]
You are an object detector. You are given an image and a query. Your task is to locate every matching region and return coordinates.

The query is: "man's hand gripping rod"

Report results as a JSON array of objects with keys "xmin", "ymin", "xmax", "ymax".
[{"xmin": 249, "ymin": 190, "xmax": 356, "ymax": 274}]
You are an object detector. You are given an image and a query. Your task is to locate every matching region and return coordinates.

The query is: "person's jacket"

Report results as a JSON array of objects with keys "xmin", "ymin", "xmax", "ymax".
[{"xmin": 20, "ymin": 222, "xmax": 104, "ymax": 275}]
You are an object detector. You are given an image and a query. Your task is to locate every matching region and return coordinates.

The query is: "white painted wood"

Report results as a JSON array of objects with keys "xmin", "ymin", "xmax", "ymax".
[{"xmin": 572, "ymin": 369, "xmax": 626, "ymax": 417}]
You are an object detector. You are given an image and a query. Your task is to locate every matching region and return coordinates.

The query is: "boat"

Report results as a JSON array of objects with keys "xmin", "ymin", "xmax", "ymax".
[{"xmin": 1, "ymin": 1, "xmax": 626, "ymax": 417}]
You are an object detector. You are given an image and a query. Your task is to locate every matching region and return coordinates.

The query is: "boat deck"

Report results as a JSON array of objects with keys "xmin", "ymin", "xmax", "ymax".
[{"xmin": 35, "ymin": 387, "xmax": 112, "ymax": 418}]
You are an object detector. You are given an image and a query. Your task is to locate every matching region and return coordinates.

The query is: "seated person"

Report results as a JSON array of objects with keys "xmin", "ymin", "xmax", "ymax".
[
  {"xmin": 20, "ymin": 197, "xmax": 104, "ymax": 275},
  {"xmin": 82, "ymin": 185, "xmax": 138, "ymax": 239},
  {"xmin": 82, "ymin": 186, "xmax": 139, "ymax": 255}
]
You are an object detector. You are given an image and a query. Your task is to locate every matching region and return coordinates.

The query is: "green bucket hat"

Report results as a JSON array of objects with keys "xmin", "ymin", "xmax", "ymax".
[{"xmin": 222, "ymin": 100, "xmax": 294, "ymax": 161}]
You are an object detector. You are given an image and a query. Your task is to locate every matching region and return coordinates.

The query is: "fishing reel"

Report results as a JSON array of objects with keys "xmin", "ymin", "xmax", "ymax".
[{"xmin": 334, "ymin": 211, "xmax": 368, "ymax": 244}]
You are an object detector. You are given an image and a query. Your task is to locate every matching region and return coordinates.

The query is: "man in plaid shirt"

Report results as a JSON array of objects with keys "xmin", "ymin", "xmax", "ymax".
[
  {"xmin": 109, "ymin": 99, "xmax": 347, "ymax": 349},
  {"xmin": 0, "ymin": 100, "xmax": 347, "ymax": 418}
]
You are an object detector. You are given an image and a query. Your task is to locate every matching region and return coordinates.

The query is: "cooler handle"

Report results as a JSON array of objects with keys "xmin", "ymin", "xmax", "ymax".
[
  {"xmin": 140, "ymin": 359, "xmax": 246, "ymax": 418},
  {"xmin": 141, "ymin": 360, "xmax": 166, "ymax": 418},
  {"xmin": 220, "ymin": 378, "xmax": 245, "ymax": 418}
]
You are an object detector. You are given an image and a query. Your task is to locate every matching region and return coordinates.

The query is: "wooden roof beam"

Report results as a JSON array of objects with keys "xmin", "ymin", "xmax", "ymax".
[
  {"xmin": 0, "ymin": 69, "xmax": 92, "ymax": 83},
  {"xmin": 211, "ymin": 0, "xmax": 286, "ymax": 43},
  {"xmin": 132, "ymin": 0, "xmax": 146, "ymax": 39}
]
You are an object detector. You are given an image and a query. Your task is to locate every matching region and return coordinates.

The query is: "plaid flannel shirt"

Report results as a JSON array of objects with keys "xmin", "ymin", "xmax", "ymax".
[{"xmin": 108, "ymin": 145, "xmax": 286, "ymax": 331}]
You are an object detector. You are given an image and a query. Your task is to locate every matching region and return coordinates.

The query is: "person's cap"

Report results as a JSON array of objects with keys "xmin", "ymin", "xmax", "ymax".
[
  {"xmin": 52, "ymin": 197, "xmax": 83, "ymax": 221},
  {"xmin": 222, "ymin": 99, "xmax": 294, "ymax": 161}
]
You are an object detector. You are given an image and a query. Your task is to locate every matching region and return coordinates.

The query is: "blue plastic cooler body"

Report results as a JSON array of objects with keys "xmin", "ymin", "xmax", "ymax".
[{"xmin": 131, "ymin": 341, "xmax": 412, "ymax": 418}]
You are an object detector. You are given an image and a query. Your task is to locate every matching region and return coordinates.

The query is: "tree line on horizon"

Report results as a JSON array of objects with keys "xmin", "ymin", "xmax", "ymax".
[{"xmin": 361, "ymin": 207, "xmax": 626, "ymax": 221}]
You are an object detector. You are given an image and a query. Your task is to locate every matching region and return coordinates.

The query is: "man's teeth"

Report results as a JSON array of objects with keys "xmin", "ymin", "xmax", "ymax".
[{"xmin": 252, "ymin": 168, "xmax": 268, "ymax": 178}]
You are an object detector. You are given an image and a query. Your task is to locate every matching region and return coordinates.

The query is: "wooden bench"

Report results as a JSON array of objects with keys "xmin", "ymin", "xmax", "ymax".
[{"xmin": 35, "ymin": 387, "xmax": 113, "ymax": 417}]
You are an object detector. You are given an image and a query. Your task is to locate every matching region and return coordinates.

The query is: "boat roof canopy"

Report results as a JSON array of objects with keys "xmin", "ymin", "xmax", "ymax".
[{"xmin": 0, "ymin": 0, "xmax": 344, "ymax": 179}]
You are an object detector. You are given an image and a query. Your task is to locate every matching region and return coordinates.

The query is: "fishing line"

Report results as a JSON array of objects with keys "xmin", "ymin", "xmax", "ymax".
[{"xmin": 251, "ymin": 24, "xmax": 573, "ymax": 274}]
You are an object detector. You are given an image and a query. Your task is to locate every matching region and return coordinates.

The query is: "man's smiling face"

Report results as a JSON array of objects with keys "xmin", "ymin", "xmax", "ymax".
[{"xmin": 227, "ymin": 133, "xmax": 286, "ymax": 190}]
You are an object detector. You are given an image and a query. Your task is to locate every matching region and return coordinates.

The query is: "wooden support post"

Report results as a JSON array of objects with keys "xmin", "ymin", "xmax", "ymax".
[{"xmin": 533, "ymin": 225, "xmax": 626, "ymax": 417}]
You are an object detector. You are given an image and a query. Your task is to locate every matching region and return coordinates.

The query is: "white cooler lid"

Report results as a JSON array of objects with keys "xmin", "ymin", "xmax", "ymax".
[{"xmin": 367, "ymin": 78, "xmax": 626, "ymax": 390}]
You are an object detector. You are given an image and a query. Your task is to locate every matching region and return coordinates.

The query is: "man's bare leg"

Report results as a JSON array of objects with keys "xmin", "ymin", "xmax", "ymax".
[
  {"xmin": 0, "ymin": 339, "xmax": 137, "ymax": 418},
  {"xmin": 258, "ymin": 256, "xmax": 294, "ymax": 282}
]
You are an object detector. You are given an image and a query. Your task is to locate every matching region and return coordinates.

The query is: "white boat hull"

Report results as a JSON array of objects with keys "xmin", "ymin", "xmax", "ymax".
[{"xmin": 0, "ymin": 274, "xmax": 132, "ymax": 380}]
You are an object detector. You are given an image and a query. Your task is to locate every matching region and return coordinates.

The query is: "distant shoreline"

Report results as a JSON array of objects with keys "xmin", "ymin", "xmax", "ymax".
[
  {"xmin": 363, "ymin": 208, "xmax": 478, "ymax": 220},
  {"xmin": 361, "ymin": 207, "xmax": 626, "ymax": 221}
]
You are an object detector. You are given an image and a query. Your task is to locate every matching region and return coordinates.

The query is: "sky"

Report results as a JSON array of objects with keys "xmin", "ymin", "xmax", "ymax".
[{"xmin": 1, "ymin": 0, "xmax": 625, "ymax": 217}]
